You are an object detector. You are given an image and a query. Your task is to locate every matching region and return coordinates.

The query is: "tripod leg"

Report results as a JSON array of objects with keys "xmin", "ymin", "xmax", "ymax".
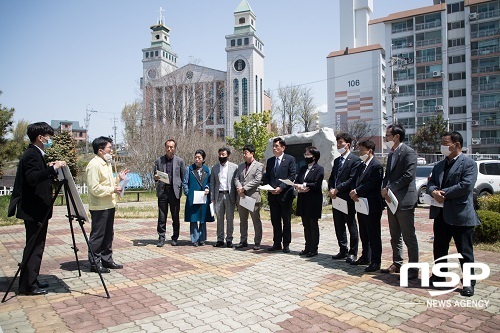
[
  {"xmin": 68, "ymin": 218, "xmax": 81, "ymax": 277},
  {"xmin": 77, "ymin": 219, "xmax": 110, "ymax": 298},
  {"xmin": 2, "ymin": 181, "xmax": 64, "ymax": 302}
]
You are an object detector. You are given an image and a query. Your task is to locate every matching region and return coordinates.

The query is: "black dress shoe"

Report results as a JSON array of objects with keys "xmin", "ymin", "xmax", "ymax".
[
  {"xmin": 365, "ymin": 263, "xmax": 381, "ymax": 272},
  {"xmin": 102, "ymin": 261, "xmax": 123, "ymax": 269},
  {"xmin": 345, "ymin": 254, "xmax": 357, "ymax": 264},
  {"xmin": 351, "ymin": 258, "xmax": 370, "ymax": 266},
  {"xmin": 157, "ymin": 238, "xmax": 165, "ymax": 247},
  {"xmin": 36, "ymin": 280, "xmax": 49, "ymax": 289},
  {"xmin": 19, "ymin": 288, "xmax": 48, "ymax": 296},
  {"xmin": 171, "ymin": 239, "xmax": 178, "ymax": 246},
  {"xmin": 429, "ymin": 274, "xmax": 446, "ymax": 287},
  {"xmin": 90, "ymin": 265, "xmax": 110, "ymax": 273},
  {"xmin": 306, "ymin": 251, "xmax": 318, "ymax": 257},
  {"xmin": 299, "ymin": 249, "xmax": 309, "ymax": 256},
  {"xmin": 213, "ymin": 241, "xmax": 225, "ymax": 247},
  {"xmin": 283, "ymin": 246, "xmax": 290, "ymax": 253},
  {"xmin": 235, "ymin": 242, "xmax": 248, "ymax": 249},
  {"xmin": 268, "ymin": 245, "xmax": 282, "ymax": 251},
  {"xmin": 461, "ymin": 286, "xmax": 474, "ymax": 297},
  {"xmin": 253, "ymin": 244, "xmax": 261, "ymax": 250},
  {"xmin": 331, "ymin": 252, "xmax": 347, "ymax": 260},
  {"xmin": 199, "ymin": 241, "xmax": 205, "ymax": 246},
  {"xmin": 226, "ymin": 241, "xmax": 233, "ymax": 248}
]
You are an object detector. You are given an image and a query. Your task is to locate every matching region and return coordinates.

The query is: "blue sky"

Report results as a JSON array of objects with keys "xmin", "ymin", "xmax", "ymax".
[{"xmin": 0, "ymin": 0, "xmax": 430, "ymax": 142}]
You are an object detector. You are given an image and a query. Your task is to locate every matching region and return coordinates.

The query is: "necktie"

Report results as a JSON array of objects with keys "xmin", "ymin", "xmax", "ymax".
[
  {"xmin": 335, "ymin": 157, "xmax": 345, "ymax": 187},
  {"xmin": 387, "ymin": 153, "xmax": 393, "ymax": 172},
  {"xmin": 362, "ymin": 162, "xmax": 367, "ymax": 174},
  {"xmin": 274, "ymin": 157, "xmax": 280, "ymax": 174}
]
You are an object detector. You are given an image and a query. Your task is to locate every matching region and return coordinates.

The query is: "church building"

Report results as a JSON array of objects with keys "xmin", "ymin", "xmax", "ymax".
[{"xmin": 140, "ymin": 0, "xmax": 265, "ymax": 138}]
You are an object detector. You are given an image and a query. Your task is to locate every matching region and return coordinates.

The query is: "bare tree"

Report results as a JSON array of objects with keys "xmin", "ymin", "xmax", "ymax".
[
  {"xmin": 276, "ymin": 84, "xmax": 301, "ymax": 134},
  {"xmin": 341, "ymin": 121, "xmax": 374, "ymax": 150},
  {"xmin": 297, "ymin": 87, "xmax": 317, "ymax": 132}
]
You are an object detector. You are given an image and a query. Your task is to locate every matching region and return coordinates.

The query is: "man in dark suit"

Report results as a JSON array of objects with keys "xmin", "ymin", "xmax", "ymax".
[
  {"xmin": 427, "ymin": 131, "xmax": 481, "ymax": 297},
  {"xmin": 381, "ymin": 124, "xmax": 419, "ymax": 280},
  {"xmin": 210, "ymin": 147, "xmax": 238, "ymax": 248},
  {"xmin": 8, "ymin": 122, "xmax": 66, "ymax": 295},
  {"xmin": 264, "ymin": 137, "xmax": 296, "ymax": 253},
  {"xmin": 328, "ymin": 132, "xmax": 361, "ymax": 263},
  {"xmin": 154, "ymin": 139, "xmax": 185, "ymax": 247},
  {"xmin": 349, "ymin": 140, "xmax": 384, "ymax": 272}
]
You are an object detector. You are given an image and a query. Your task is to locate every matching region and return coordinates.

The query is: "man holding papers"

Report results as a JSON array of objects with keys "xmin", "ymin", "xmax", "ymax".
[
  {"xmin": 328, "ymin": 133, "xmax": 361, "ymax": 263},
  {"xmin": 427, "ymin": 132, "xmax": 480, "ymax": 297},
  {"xmin": 264, "ymin": 138, "xmax": 297, "ymax": 253},
  {"xmin": 154, "ymin": 139, "xmax": 185, "ymax": 247},
  {"xmin": 349, "ymin": 140, "xmax": 383, "ymax": 272},
  {"xmin": 234, "ymin": 144, "xmax": 264, "ymax": 250},
  {"xmin": 381, "ymin": 124, "xmax": 419, "ymax": 280}
]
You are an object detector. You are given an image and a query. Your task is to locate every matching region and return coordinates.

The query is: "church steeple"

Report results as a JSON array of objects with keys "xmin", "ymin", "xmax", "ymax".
[
  {"xmin": 233, "ymin": 0, "xmax": 256, "ymax": 33},
  {"xmin": 142, "ymin": 7, "xmax": 178, "ymax": 82}
]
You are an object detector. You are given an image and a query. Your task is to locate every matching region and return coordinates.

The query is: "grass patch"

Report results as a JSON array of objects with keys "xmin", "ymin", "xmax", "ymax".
[
  {"xmin": 0, "ymin": 196, "xmax": 22, "ymax": 226},
  {"xmin": 475, "ymin": 241, "xmax": 500, "ymax": 253}
]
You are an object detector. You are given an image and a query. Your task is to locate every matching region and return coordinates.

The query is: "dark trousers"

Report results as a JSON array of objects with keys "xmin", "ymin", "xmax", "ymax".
[
  {"xmin": 357, "ymin": 210, "xmax": 382, "ymax": 264},
  {"xmin": 157, "ymin": 188, "xmax": 180, "ymax": 241},
  {"xmin": 433, "ymin": 210, "xmax": 475, "ymax": 285},
  {"xmin": 88, "ymin": 208, "xmax": 115, "ymax": 265},
  {"xmin": 302, "ymin": 217, "xmax": 319, "ymax": 253},
  {"xmin": 19, "ymin": 220, "xmax": 48, "ymax": 291},
  {"xmin": 332, "ymin": 204, "xmax": 358, "ymax": 256},
  {"xmin": 269, "ymin": 196, "xmax": 293, "ymax": 246}
]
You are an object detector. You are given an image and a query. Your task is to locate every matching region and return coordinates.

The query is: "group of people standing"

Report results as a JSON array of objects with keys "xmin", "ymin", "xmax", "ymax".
[{"xmin": 9, "ymin": 121, "xmax": 480, "ymax": 298}]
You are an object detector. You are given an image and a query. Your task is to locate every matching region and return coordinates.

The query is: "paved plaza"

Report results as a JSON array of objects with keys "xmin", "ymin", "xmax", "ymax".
[{"xmin": 0, "ymin": 203, "xmax": 499, "ymax": 332}]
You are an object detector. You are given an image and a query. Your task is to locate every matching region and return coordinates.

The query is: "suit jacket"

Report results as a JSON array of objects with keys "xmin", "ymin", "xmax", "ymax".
[
  {"xmin": 351, "ymin": 158, "xmax": 384, "ymax": 215},
  {"xmin": 209, "ymin": 161, "xmax": 238, "ymax": 204},
  {"xmin": 295, "ymin": 163, "xmax": 325, "ymax": 219},
  {"xmin": 8, "ymin": 144, "xmax": 57, "ymax": 221},
  {"xmin": 234, "ymin": 160, "xmax": 264, "ymax": 203},
  {"xmin": 382, "ymin": 143, "xmax": 418, "ymax": 210},
  {"xmin": 182, "ymin": 164, "xmax": 214, "ymax": 222},
  {"xmin": 154, "ymin": 155, "xmax": 185, "ymax": 199},
  {"xmin": 427, "ymin": 154, "xmax": 480, "ymax": 227},
  {"xmin": 328, "ymin": 152, "xmax": 362, "ymax": 201},
  {"xmin": 264, "ymin": 154, "xmax": 297, "ymax": 202}
]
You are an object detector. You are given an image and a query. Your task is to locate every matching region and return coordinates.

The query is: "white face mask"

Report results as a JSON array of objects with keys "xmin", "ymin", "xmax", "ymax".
[
  {"xmin": 337, "ymin": 143, "xmax": 348, "ymax": 155},
  {"xmin": 359, "ymin": 154, "xmax": 369, "ymax": 162},
  {"xmin": 104, "ymin": 153, "xmax": 113, "ymax": 163},
  {"xmin": 385, "ymin": 140, "xmax": 395, "ymax": 150},
  {"xmin": 440, "ymin": 145, "xmax": 452, "ymax": 157}
]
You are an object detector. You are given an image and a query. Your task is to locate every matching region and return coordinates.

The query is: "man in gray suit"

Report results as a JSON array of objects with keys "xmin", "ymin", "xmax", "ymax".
[
  {"xmin": 234, "ymin": 144, "xmax": 264, "ymax": 250},
  {"xmin": 427, "ymin": 131, "xmax": 480, "ymax": 297},
  {"xmin": 154, "ymin": 139, "xmax": 185, "ymax": 247},
  {"xmin": 210, "ymin": 147, "xmax": 238, "ymax": 248},
  {"xmin": 381, "ymin": 124, "xmax": 419, "ymax": 280}
]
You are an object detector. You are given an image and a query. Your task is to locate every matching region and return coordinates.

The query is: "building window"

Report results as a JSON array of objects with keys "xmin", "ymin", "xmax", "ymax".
[
  {"xmin": 448, "ymin": 54, "xmax": 466, "ymax": 64},
  {"xmin": 449, "ymin": 106, "xmax": 466, "ymax": 114},
  {"xmin": 447, "ymin": 20, "xmax": 465, "ymax": 30},
  {"xmin": 255, "ymin": 75, "xmax": 258, "ymax": 113},
  {"xmin": 448, "ymin": 38, "xmax": 465, "ymax": 48},
  {"xmin": 239, "ymin": 17, "xmax": 245, "ymax": 24},
  {"xmin": 233, "ymin": 79, "xmax": 239, "ymax": 116},
  {"xmin": 242, "ymin": 78, "xmax": 248, "ymax": 115},
  {"xmin": 449, "ymin": 89, "xmax": 466, "ymax": 97},
  {"xmin": 231, "ymin": 40, "xmax": 235, "ymax": 47},
  {"xmin": 447, "ymin": 1, "xmax": 464, "ymax": 14},
  {"xmin": 449, "ymin": 72, "xmax": 466, "ymax": 81},
  {"xmin": 244, "ymin": 38, "xmax": 249, "ymax": 45},
  {"xmin": 145, "ymin": 52, "xmax": 149, "ymax": 58},
  {"xmin": 237, "ymin": 39, "xmax": 242, "ymax": 46},
  {"xmin": 451, "ymin": 122, "xmax": 467, "ymax": 131},
  {"xmin": 155, "ymin": 51, "xmax": 159, "ymax": 57}
]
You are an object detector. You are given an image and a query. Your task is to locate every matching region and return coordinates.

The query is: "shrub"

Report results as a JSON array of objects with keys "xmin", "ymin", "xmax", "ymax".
[
  {"xmin": 475, "ymin": 210, "xmax": 500, "ymax": 244},
  {"xmin": 478, "ymin": 194, "xmax": 500, "ymax": 214}
]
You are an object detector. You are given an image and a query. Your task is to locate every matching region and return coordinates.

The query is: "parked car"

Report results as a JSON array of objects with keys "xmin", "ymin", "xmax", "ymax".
[
  {"xmin": 416, "ymin": 165, "xmax": 434, "ymax": 204},
  {"xmin": 474, "ymin": 159, "xmax": 500, "ymax": 208},
  {"xmin": 417, "ymin": 157, "xmax": 427, "ymax": 165}
]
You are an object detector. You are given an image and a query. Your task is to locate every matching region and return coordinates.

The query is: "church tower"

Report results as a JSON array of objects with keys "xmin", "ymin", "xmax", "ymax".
[
  {"xmin": 225, "ymin": 0, "xmax": 265, "ymax": 137},
  {"xmin": 142, "ymin": 7, "xmax": 178, "ymax": 83}
]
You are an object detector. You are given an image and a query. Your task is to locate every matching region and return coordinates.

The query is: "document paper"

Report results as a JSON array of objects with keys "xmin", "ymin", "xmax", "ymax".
[
  {"xmin": 156, "ymin": 170, "xmax": 170, "ymax": 184},
  {"xmin": 193, "ymin": 191, "xmax": 207, "ymax": 204},
  {"xmin": 422, "ymin": 193, "xmax": 444, "ymax": 207},
  {"xmin": 386, "ymin": 189, "xmax": 399, "ymax": 214},
  {"xmin": 240, "ymin": 195, "xmax": 256, "ymax": 212},
  {"xmin": 355, "ymin": 197, "xmax": 369, "ymax": 215},
  {"xmin": 332, "ymin": 197, "xmax": 348, "ymax": 215}
]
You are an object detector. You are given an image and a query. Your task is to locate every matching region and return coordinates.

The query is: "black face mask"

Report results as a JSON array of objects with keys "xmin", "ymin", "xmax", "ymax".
[
  {"xmin": 305, "ymin": 157, "xmax": 314, "ymax": 164},
  {"xmin": 219, "ymin": 156, "xmax": 228, "ymax": 164}
]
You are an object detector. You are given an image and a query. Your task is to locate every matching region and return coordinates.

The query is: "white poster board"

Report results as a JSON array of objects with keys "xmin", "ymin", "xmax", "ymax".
[{"xmin": 58, "ymin": 165, "xmax": 88, "ymax": 222}]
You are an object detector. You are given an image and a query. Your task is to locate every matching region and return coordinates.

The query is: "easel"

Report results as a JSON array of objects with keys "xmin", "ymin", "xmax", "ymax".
[{"xmin": 2, "ymin": 169, "xmax": 110, "ymax": 302}]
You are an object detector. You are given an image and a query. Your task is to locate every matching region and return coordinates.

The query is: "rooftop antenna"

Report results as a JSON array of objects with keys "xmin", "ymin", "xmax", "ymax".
[{"xmin": 158, "ymin": 6, "xmax": 165, "ymax": 25}]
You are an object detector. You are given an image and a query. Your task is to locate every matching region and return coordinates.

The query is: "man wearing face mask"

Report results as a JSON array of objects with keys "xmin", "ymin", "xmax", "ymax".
[
  {"xmin": 86, "ymin": 136, "xmax": 129, "ymax": 273},
  {"xmin": 328, "ymin": 133, "xmax": 361, "ymax": 263},
  {"xmin": 210, "ymin": 147, "xmax": 238, "ymax": 248},
  {"xmin": 9, "ymin": 122, "xmax": 66, "ymax": 295},
  {"xmin": 427, "ymin": 132, "xmax": 480, "ymax": 297},
  {"xmin": 381, "ymin": 124, "xmax": 419, "ymax": 280}
]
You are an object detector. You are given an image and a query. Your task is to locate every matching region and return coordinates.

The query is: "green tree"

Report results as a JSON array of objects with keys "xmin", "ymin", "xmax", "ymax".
[
  {"xmin": 121, "ymin": 101, "xmax": 142, "ymax": 145},
  {"xmin": 11, "ymin": 119, "xmax": 30, "ymax": 157},
  {"xmin": 411, "ymin": 114, "xmax": 448, "ymax": 153},
  {"xmin": 226, "ymin": 111, "xmax": 275, "ymax": 161},
  {"xmin": 0, "ymin": 103, "xmax": 17, "ymax": 177},
  {"xmin": 45, "ymin": 131, "xmax": 79, "ymax": 177}
]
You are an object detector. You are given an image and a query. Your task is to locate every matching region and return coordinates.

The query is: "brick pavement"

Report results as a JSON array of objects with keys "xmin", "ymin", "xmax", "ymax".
[{"xmin": 0, "ymin": 203, "xmax": 498, "ymax": 332}]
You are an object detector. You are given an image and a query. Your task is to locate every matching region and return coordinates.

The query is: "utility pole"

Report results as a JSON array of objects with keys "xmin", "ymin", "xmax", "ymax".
[
  {"xmin": 388, "ymin": 46, "xmax": 411, "ymax": 125},
  {"xmin": 84, "ymin": 105, "xmax": 97, "ymax": 154},
  {"xmin": 112, "ymin": 115, "xmax": 118, "ymax": 151}
]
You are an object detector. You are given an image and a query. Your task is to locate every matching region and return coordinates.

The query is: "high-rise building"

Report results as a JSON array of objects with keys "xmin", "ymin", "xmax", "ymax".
[
  {"xmin": 325, "ymin": 0, "xmax": 499, "ymax": 154},
  {"xmin": 140, "ymin": 0, "xmax": 266, "ymax": 139}
]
